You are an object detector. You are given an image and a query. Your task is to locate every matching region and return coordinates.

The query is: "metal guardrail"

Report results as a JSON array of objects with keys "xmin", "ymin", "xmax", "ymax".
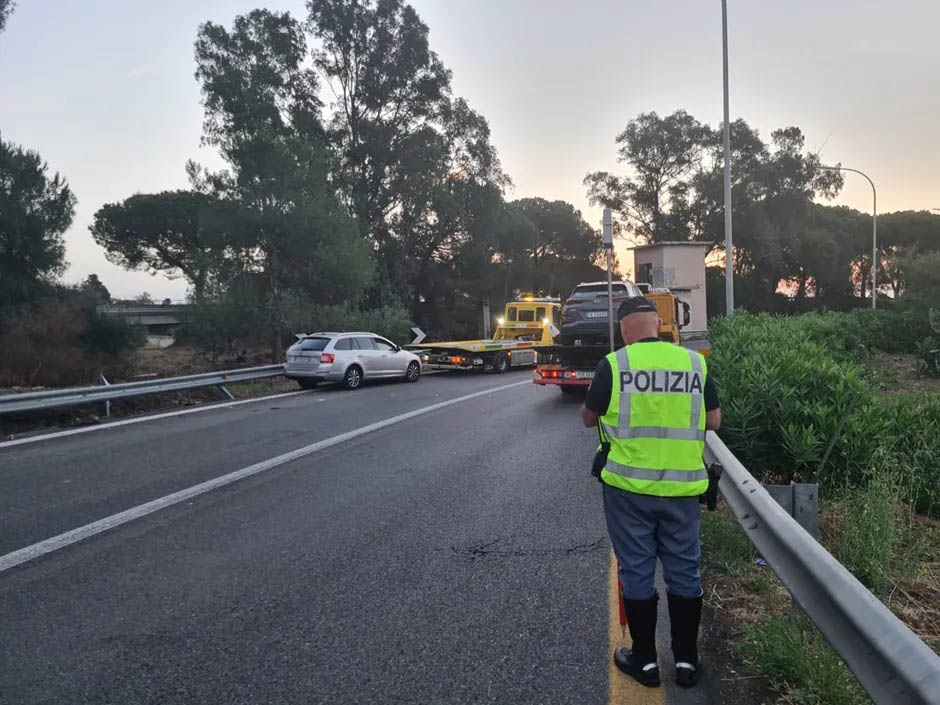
[
  {"xmin": 705, "ymin": 432, "xmax": 940, "ymax": 705},
  {"xmin": 0, "ymin": 365, "xmax": 285, "ymax": 415}
]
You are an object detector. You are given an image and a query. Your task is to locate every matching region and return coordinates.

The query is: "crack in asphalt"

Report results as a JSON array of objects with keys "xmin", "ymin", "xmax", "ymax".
[{"xmin": 445, "ymin": 536, "xmax": 608, "ymax": 560}]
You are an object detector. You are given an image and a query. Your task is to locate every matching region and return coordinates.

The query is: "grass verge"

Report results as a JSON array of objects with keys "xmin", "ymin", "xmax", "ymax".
[{"xmin": 701, "ymin": 501, "xmax": 940, "ymax": 705}]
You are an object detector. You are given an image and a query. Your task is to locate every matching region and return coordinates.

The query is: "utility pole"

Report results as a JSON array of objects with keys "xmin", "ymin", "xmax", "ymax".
[
  {"xmin": 721, "ymin": 0, "xmax": 734, "ymax": 314},
  {"xmin": 819, "ymin": 165, "xmax": 878, "ymax": 308},
  {"xmin": 603, "ymin": 208, "xmax": 615, "ymax": 352}
]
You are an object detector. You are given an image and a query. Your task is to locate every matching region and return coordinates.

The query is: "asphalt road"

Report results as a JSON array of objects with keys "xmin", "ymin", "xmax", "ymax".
[
  {"xmin": 0, "ymin": 370, "xmax": 711, "ymax": 704},
  {"xmin": 1, "ymin": 371, "xmax": 610, "ymax": 704}
]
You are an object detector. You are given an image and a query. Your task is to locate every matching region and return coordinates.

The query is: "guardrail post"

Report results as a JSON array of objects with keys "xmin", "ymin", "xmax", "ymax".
[
  {"xmin": 99, "ymin": 374, "xmax": 111, "ymax": 418},
  {"xmin": 764, "ymin": 483, "xmax": 819, "ymax": 540},
  {"xmin": 792, "ymin": 483, "xmax": 820, "ymax": 540},
  {"xmin": 765, "ymin": 484, "xmax": 793, "ymax": 516},
  {"xmin": 766, "ymin": 482, "xmax": 820, "ymax": 611},
  {"xmin": 217, "ymin": 385, "xmax": 235, "ymax": 401}
]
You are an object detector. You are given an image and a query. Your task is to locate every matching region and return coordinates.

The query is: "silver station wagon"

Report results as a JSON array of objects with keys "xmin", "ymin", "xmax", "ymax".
[{"xmin": 285, "ymin": 332, "xmax": 422, "ymax": 390}]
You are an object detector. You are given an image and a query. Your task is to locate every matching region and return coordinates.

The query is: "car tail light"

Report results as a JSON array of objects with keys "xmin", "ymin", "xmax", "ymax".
[{"xmin": 320, "ymin": 353, "xmax": 335, "ymax": 364}]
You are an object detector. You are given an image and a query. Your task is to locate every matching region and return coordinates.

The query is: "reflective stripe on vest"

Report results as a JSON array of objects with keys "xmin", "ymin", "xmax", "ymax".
[
  {"xmin": 601, "ymin": 424, "xmax": 706, "ymax": 442},
  {"xmin": 604, "ymin": 459, "xmax": 709, "ymax": 484}
]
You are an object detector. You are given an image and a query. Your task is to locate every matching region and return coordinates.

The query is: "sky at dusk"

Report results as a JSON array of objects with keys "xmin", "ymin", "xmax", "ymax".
[{"xmin": 2, "ymin": 0, "xmax": 938, "ymax": 299}]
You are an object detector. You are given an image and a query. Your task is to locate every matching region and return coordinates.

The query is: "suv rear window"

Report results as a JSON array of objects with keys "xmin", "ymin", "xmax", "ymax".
[
  {"xmin": 298, "ymin": 337, "xmax": 330, "ymax": 351},
  {"xmin": 570, "ymin": 284, "xmax": 629, "ymax": 299}
]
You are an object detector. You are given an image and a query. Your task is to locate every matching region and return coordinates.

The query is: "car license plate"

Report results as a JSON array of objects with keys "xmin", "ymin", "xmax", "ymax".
[
  {"xmin": 576, "ymin": 370, "xmax": 594, "ymax": 379},
  {"xmin": 585, "ymin": 311, "xmax": 608, "ymax": 318}
]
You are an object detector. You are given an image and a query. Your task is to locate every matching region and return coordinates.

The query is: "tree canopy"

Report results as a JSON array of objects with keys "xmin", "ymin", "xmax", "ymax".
[
  {"xmin": 0, "ymin": 0, "xmax": 14, "ymax": 35},
  {"xmin": 72, "ymin": 3, "xmax": 940, "ymax": 356},
  {"xmin": 90, "ymin": 190, "xmax": 224, "ymax": 300},
  {"xmin": 87, "ymin": 1, "xmax": 605, "ymax": 349},
  {"xmin": 0, "ymin": 137, "xmax": 76, "ymax": 307}
]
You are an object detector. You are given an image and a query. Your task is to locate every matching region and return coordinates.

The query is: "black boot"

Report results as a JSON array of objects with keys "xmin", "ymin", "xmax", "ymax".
[
  {"xmin": 667, "ymin": 591, "xmax": 703, "ymax": 688},
  {"xmin": 613, "ymin": 593, "xmax": 660, "ymax": 687}
]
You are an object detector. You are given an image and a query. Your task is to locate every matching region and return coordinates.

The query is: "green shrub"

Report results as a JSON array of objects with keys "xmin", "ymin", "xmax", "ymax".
[
  {"xmin": 79, "ymin": 310, "xmax": 146, "ymax": 361},
  {"xmin": 180, "ymin": 294, "xmax": 268, "ymax": 361},
  {"xmin": 711, "ymin": 312, "xmax": 940, "ymax": 515},
  {"xmin": 884, "ymin": 395, "xmax": 940, "ymax": 516},
  {"xmin": 709, "ymin": 315, "xmax": 871, "ymax": 483},
  {"xmin": 918, "ymin": 336, "xmax": 940, "ymax": 376},
  {"xmin": 709, "ymin": 308, "xmax": 931, "ymax": 362}
]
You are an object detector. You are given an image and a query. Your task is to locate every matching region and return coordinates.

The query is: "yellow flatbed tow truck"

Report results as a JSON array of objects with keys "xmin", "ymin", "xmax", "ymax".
[{"xmin": 407, "ymin": 296, "xmax": 562, "ymax": 373}]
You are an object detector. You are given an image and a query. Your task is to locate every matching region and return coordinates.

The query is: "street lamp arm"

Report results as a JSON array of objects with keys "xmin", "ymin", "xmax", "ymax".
[{"xmin": 819, "ymin": 165, "xmax": 875, "ymax": 195}]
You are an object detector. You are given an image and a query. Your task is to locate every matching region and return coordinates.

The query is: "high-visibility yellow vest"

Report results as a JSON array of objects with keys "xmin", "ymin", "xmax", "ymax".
[{"xmin": 599, "ymin": 341, "xmax": 709, "ymax": 497}]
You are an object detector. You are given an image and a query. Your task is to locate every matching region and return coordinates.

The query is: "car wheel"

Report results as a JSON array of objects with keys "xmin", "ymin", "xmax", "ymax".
[
  {"xmin": 405, "ymin": 361, "xmax": 421, "ymax": 383},
  {"xmin": 492, "ymin": 352, "xmax": 510, "ymax": 374},
  {"xmin": 297, "ymin": 379, "xmax": 318, "ymax": 390},
  {"xmin": 343, "ymin": 365, "xmax": 363, "ymax": 390}
]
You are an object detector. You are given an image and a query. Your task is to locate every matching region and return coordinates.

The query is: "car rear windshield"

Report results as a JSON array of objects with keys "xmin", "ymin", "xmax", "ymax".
[
  {"xmin": 297, "ymin": 337, "xmax": 330, "ymax": 351},
  {"xmin": 570, "ymin": 284, "xmax": 629, "ymax": 299}
]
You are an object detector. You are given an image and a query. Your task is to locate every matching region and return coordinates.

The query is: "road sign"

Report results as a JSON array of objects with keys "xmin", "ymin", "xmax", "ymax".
[
  {"xmin": 411, "ymin": 327, "xmax": 427, "ymax": 345},
  {"xmin": 602, "ymin": 207, "xmax": 613, "ymax": 247}
]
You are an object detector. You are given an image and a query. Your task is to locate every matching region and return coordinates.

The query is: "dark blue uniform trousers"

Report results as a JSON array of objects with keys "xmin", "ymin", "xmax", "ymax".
[{"xmin": 603, "ymin": 484, "xmax": 702, "ymax": 600}]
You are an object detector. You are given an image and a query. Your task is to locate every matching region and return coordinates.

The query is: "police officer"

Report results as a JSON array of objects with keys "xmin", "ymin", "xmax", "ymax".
[{"xmin": 581, "ymin": 296, "xmax": 721, "ymax": 689}]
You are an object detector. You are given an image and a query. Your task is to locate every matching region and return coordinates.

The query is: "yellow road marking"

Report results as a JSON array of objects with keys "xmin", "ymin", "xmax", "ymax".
[{"xmin": 608, "ymin": 549, "xmax": 665, "ymax": 705}]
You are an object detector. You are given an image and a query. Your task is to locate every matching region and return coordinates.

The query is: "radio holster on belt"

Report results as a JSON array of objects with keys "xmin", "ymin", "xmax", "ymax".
[
  {"xmin": 699, "ymin": 463, "xmax": 723, "ymax": 511},
  {"xmin": 591, "ymin": 422, "xmax": 610, "ymax": 483}
]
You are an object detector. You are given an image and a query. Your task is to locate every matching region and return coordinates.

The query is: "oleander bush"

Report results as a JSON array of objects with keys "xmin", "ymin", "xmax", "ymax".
[{"xmin": 709, "ymin": 312, "xmax": 940, "ymax": 516}]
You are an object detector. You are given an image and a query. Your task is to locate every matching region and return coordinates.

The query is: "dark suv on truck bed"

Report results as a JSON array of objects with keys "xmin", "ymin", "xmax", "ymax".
[{"xmin": 559, "ymin": 281, "xmax": 643, "ymax": 346}]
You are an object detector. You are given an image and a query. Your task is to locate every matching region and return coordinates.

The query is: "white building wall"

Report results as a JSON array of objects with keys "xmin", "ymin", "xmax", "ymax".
[{"xmin": 633, "ymin": 244, "xmax": 707, "ymax": 334}]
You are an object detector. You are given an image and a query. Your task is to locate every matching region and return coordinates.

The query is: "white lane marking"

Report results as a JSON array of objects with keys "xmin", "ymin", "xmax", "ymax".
[
  {"xmin": 0, "ymin": 390, "xmax": 310, "ymax": 450},
  {"xmin": 0, "ymin": 380, "xmax": 530, "ymax": 573}
]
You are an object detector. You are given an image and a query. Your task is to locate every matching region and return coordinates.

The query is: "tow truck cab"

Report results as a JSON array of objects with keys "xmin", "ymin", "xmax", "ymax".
[{"xmin": 493, "ymin": 296, "xmax": 562, "ymax": 344}]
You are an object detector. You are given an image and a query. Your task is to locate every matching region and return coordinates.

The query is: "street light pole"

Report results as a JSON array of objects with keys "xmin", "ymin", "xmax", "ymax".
[
  {"xmin": 819, "ymin": 165, "xmax": 878, "ymax": 308},
  {"xmin": 603, "ymin": 208, "xmax": 615, "ymax": 352},
  {"xmin": 721, "ymin": 0, "xmax": 734, "ymax": 314}
]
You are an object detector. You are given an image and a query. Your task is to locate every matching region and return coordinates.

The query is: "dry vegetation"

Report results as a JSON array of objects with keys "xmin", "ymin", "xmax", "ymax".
[
  {"xmin": 865, "ymin": 351, "xmax": 940, "ymax": 396},
  {"xmin": 0, "ymin": 343, "xmax": 300, "ymax": 439},
  {"xmin": 703, "ymin": 482, "xmax": 940, "ymax": 704}
]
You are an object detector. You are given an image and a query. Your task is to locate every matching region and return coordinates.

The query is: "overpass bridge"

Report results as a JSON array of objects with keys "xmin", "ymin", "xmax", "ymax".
[{"xmin": 98, "ymin": 303, "xmax": 188, "ymax": 334}]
